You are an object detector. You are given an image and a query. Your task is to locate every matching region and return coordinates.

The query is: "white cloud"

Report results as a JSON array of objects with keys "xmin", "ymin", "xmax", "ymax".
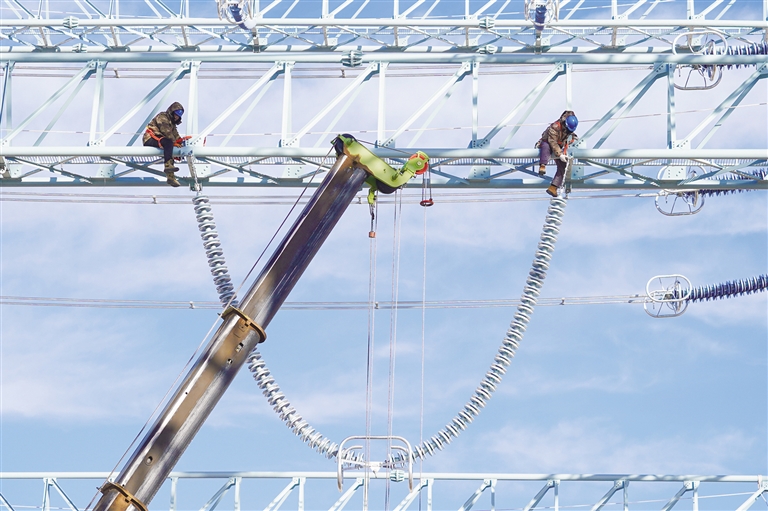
[
  {"xmin": 0, "ymin": 311, "xmax": 174, "ymax": 420},
  {"xmin": 499, "ymin": 364, "xmax": 658, "ymax": 398},
  {"xmin": 559, "ymin": 194, "xmax": 767, "ymax": 248},
  {"xmin": 475, "ymin": 419, "xmax": 757, "ymax": 474},
  {"xmin": 686, "ymin": 292, "xmax": 768, "ymax": 327}
]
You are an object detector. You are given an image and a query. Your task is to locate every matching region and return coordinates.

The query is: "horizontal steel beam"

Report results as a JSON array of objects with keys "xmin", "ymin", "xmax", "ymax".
[
  {"xmin": 2, "ymin": 147, "xmax": 767, "ymax": 159},
  {"xmin": 2, "ymin": 177, "xmax": 765, "ymax": 190},
  {"xmin": 0, "ymin": 45, "xmax": 730, "ymax": 54},
  {"xmin": 2, "ymin": 52, "xmax": 766, "ymax": 65},
  {"xmin": 1, "ymin": 18, "xmax": 767, "ymax": 28},
  {"xmin": 2, "ymin": 148, "xmax": 765, "ymax": 189},
  {"xmin": 0, "ymin": 472, "xmax": 764, "ymax": 482}
]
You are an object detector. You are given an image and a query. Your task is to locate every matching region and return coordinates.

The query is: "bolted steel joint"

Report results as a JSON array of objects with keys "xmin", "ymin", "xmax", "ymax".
[
  {"xmin": 341, "ymin": 50, "xmax": 363, "ymax": 67},
  {"xmin": 62, "ymin": 16, "xmax": 79, "ymax": 29},
  {"xmin": 479, "ymin": 17, "xmax": 495, "ymax": 30}
]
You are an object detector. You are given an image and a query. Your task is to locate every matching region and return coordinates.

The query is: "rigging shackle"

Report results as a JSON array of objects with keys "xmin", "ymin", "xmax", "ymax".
[
  {"xmin": 369, "ymin": 201, "xmax": 376, "ymax": 239},
  {"xmin": 420, "ymin": 166, "xmax": 434, "ymax": 207}
]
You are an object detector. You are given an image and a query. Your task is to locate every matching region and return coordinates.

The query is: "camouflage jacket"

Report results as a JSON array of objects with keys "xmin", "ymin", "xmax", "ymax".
[
  {"xmin": 143, "ymin": 102, "xmax": 183, "ymax": 144},
  {"xmin": 539, "ymin": 110, "xmax": 578, "ymax": 157}
]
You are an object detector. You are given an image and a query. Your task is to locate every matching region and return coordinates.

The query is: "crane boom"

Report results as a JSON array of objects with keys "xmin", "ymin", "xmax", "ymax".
[{"xmin": 93, "ymin": 152, "xmax": 367, "ymax": 511}]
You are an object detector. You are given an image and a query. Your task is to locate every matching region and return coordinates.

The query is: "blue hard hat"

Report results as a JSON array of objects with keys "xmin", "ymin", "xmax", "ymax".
[{"xmin": 565, "ymin": 115, "xmax": 578, "ymax": 131}]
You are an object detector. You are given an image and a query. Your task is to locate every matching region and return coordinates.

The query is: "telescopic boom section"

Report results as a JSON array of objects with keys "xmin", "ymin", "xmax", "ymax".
[{"xmin": 93, "ymin": 153, "xmax": 368, "ymax": 511}]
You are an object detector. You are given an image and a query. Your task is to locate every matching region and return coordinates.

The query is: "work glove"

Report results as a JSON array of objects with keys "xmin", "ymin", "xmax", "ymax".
[
  {"xmin": 559, "ymin": 153, "xmax": 568, "ymax": 163},
  {"xmin": 174, "ymin": 136, "xmax": 192, "ymax": 147}
]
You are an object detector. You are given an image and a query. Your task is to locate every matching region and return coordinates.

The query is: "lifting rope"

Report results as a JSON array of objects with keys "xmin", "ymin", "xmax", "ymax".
[
  {"xmin": 418, "ymin": 193, "xmax": 429, "ymax": 510},
  {"xmin": 247, "ymin": 196, "xmax": 568, "ymax": 463},
  {"xmin": 363, "ymin": 193, "xmax": 379, "ymax": 509},
  {"xmin": 384, "ymin": 190, "xmax": 404, "ymax": 511}
]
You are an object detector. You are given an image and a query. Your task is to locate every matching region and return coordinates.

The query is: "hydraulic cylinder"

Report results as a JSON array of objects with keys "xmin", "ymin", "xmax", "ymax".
[{"xmin": 93, "ymin": 154, "xmax": 367, "ymax": 511}]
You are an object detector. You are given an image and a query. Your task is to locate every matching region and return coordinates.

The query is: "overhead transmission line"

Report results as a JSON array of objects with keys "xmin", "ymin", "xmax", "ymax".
[
  {"xmin": 2, "ymin": 101, "xmax": 764, "ymax": 138},
  {"xmin": 0, "ymin": 294, "xmax": 648, "ymax": 310}
]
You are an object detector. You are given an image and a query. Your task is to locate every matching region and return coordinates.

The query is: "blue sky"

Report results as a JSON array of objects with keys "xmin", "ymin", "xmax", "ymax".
[
  {"xmin": 1, "ymin": 179, "xmax": 766, "ymax": 509},
  {"xmin": 1, "ymin": 1, "xmax": 768, "ymax": 509}
]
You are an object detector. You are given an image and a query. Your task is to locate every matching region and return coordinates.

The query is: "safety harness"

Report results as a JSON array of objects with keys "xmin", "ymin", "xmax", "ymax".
[
  {"xmin": 145, "ymin": 127, "xmax": 164, "ymax": 143},
  {"xmin": 145, "ymin": 127, "xmax": 190, "ymax": 148}
]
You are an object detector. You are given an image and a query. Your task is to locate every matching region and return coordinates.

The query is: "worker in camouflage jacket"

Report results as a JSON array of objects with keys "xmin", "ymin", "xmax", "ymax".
[
  {"xmin": 143, "ymin": 102, "xmax": 188, "ymax": 187},
  {"xmin": 536, "ymin": 110, "xmax": 578, "ymax": 197}
]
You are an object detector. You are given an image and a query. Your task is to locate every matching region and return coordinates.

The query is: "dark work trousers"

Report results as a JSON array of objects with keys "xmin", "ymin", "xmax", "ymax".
[
  {"xmin": 539, "ymin": 140, "xmax": 567, "ymax": 188},
  {"xmin": 144, "ymin": 137, "xmax": 175, "ymax": 165}
]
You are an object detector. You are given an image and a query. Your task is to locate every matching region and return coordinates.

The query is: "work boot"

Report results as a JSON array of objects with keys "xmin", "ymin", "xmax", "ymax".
[
  {"xmin": 546, "ymin": 184, "xmax": 558, "ymax": 197},
  {"xmin": 538, "ymin": 164, "xmax": 547, "ymax": 176},
  {"xmin": 165, "ymin": 171, "xmax": 180, "ymax": 187},
  {"xmin": 164, "ymin": 160, "xmax": 179, "ymax": 173}
]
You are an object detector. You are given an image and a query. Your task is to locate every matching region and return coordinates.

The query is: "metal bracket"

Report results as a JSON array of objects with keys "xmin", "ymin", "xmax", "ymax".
[
  {"xmin": 99, "ymin": 482, "xmax": 149, "ymax": 511},
  {"xmin": 337, "ymin": 435, "xmax": 414, "ymax": 492},
  {"xmin": 341, "ymin": 50, "xmax": 363, "ymax": 67},
  {"xmin": 221, "ymin": 306, "xmax": 267, "ymax": 342},
  {"xmin": 644, "ymin": 274, "xmax": 691, "ymax": 318},
  {"xmin": 282, "ymin": 164, "xmax": 305, "ymax": 179},
  {"xmin": 468, "ymin": 165, "xmax": 490, "ymax": 180},
  {"xmin": 658, "ymin": 166, "xmax": 686, "ymax": 180},
  {"xmin": 0, "ymin": 157, "xmax": 23, "ymax": 178}
]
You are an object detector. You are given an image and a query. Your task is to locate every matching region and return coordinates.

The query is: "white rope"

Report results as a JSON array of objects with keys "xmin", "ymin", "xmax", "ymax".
[
  {"xmin": 384, "ymin": 189, "xmax": 403, "ymax": 511},
  {"xmin": 363, "ymin": 198, "xmax": 378, "ymax": 511},
  {"xmin": 418, "ymin": 200, "xmax": 428, "ymax": 511}
]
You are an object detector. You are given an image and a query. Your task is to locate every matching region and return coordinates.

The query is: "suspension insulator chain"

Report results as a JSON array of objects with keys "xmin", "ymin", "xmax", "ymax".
[
  {"xmin": 394, "ymin": 196, "xmax": 568, "ymax": 463},
  {"xmin": 687, "ymin": 274, "xmax": 767, "ymax": 303},
  {"xmin": 193, "ymin": 193, "xmax": 238, "ymax": 307},
  {"xmin": 247, "ymin": 350, "xmax": 364, "ymax": 463},
  {"xmin": 246, "ymin": 196, "xmax": 568, "ymax": 464},
  {"xmin": 697, "ymin": 168, "xmax": 767, "ymax": 197},
  {"xmin": 706, "ymin": 41, "xmax": 768, "ymax": 70}
]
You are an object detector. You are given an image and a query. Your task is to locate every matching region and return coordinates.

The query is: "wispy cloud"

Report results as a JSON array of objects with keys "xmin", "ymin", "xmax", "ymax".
[
  {"xmin": 474, "ymin": 419, "xmax": 757, "ymax": 474},
  {"xmin": 0, "ymin": 310, "xmax": 175, "ymax": 420}
]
